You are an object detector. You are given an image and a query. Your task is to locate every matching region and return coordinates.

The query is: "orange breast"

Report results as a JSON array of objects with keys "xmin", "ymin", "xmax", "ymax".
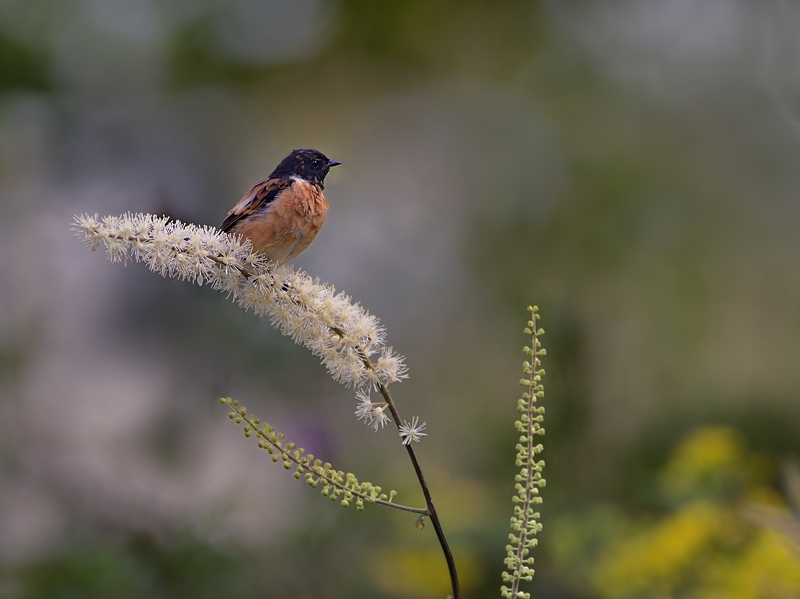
[{"xmin": 233, "ymin": 179, "xmax": 328, "ymax": 264}]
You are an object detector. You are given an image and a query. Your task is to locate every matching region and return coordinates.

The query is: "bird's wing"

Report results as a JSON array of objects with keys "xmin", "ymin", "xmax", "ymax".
[{"xmin": 220, "ymin": 177, "xmax": 291, "ymax": 232}]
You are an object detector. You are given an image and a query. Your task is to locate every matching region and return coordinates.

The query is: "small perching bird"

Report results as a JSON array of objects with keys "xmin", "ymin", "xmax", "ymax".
[{"xmin": 220, "ymin": 148, "xmax": 341, "ymax": 264}]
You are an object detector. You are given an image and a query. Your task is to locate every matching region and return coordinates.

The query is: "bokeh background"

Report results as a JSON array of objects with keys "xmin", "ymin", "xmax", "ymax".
[{"xmin": 1, "ymin": 1, "xmax": 800, "ymax": 597}]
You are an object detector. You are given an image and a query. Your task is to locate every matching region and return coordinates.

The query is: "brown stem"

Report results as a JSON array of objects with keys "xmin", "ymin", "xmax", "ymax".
[
  {"xmin": 377, "ymin": 382, "xmax": 461, "ymax": 599},
  {"xmin": 210, "ymin": 254, "xmax": 461, "ymax": 596},
  {"xmin": 100, "ymin": 229, "xmax": 459, "ymax": 594}
]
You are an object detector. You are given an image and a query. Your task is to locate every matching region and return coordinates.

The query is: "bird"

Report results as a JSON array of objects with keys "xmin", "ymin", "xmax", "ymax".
[{"xmin": 220, "ymin": 148, "xmax": 341, "ymax": 264}]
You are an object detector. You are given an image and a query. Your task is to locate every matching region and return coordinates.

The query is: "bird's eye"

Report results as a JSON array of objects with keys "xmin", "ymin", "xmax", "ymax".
[{"xmin": 311, "ymin": 159, "xmax": 320, "ymax": 167}]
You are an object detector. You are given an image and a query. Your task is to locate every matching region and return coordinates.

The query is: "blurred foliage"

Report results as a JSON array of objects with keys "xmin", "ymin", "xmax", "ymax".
[
  {"xmin": 0, "ymin": 32, "xmax": 50, "ymax": 93},
  {"xmin": 17, "ymin": 535, "xmax": 249, "ymax": 599},
  {"xmin": 170, "ymin": 18, "xmax": 274, "ymax": 89},
  {"xmin": 330, "ymin": 0, "xmax": 544, "ymax": 77},
  {"xmin": 2, "ymin": 0, "xmax": 800, "ymax": 598},
  {"xmin": 553, "ymin": 426, "xmax": 800, "ymax": 599}
]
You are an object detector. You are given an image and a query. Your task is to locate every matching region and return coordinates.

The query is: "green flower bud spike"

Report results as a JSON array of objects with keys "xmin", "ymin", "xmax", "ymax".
[
  {"xmin": 501, "ymin": 306, "xmax": 546, "ymax": 599},
  {"xmin": 219, "ymin": 398, "xmax": 425, "ymax": 515}
]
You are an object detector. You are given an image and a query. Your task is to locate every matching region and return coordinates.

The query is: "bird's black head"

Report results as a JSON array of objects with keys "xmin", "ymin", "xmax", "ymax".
[{"xmin": 269, "ymin": 149, "xmax": 341, "ymax": 188}]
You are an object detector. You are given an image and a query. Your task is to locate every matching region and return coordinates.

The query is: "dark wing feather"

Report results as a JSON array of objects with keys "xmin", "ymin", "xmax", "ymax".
[{"xmin": 220, "ymin": 178, "xmax": 291, "ymax": 232}]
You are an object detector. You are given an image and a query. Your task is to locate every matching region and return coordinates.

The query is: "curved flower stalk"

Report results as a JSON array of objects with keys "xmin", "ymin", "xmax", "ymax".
[
  {"xmin": 73, "ymin": 213, "xmax": 408, "ymax": 394},
  {"xmin": 74, "ymin": 212, "xmax": 459, "ymax": 598},
  {"xmin": 502, "ymin": 306, "xmax": 547, "ymax": 599}
]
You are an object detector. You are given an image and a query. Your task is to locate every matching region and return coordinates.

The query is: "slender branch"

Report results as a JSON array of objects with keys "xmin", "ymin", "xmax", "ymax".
[
  {"xmin": 320, "ymin": 323, "xmax": 461, "ymax": 598},
  {"xmin": 78, "ymin": 217, "xmax": 454, "ymax": 593},
  {"xmin": 207, "ymin": 253, "xmax": 255, "ymax": 278},
  {"xmin": 208, "ymin": 257, "xmax": 453, "ymax": 537},
  {"xmin": 372, "ymin": 499, "xmax": 429, "ymax": 515},
  {"xmin": 378, "ymin": 382, "xmax": 461, "ymax": 599},
  {"xmin": 223, "ymin": 241, "xmax": 460, "ymax": 594}
]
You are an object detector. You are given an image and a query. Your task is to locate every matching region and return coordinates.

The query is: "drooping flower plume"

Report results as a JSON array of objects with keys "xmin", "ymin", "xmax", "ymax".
[{"xmin": 73, "ymin": 213, "xmax": 408, "ymax": 394}]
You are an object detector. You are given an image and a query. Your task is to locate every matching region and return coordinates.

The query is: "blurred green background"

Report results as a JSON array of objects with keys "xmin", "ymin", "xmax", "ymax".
[{"xmin": 1, "ymin": 1, "xmax": 799, "ymax": 597}]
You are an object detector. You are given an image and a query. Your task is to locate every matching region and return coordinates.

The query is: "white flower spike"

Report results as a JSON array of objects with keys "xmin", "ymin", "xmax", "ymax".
[{"xmin": 74, "ymin": 213, "xmax": 408, "ymax": 396}]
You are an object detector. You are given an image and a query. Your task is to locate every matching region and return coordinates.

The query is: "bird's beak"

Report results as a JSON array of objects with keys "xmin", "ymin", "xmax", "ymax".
[{"xmin": 327, "ymin": 160, "xmax": 342, "ymax": 168}]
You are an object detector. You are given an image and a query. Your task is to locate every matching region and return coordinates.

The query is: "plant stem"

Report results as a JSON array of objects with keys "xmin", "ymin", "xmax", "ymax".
[
  {"xmin": 213, "ymin": 258, "xmax": 461, "ymax": 597},
  {"xmin": 377, "ymin": 382, "xmax": 461, "ymax": 599},
  {"xmin": 224, "ymin": 399, "xmax": 428, "ymax": 515}
]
